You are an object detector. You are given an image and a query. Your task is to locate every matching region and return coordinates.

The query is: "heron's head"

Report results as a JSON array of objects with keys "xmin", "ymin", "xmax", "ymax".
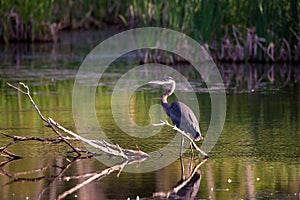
[{"xmin": 148, "ymin": 77, "xmax": 175, "ymax": 85}]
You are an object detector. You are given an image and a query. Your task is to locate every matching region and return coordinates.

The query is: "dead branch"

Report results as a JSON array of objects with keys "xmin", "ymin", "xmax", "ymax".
[
  {"xmin": 153, "ymin": 120, "xmax": 209, "ymax": 157},
  {"xmin": 37, "ymin": 158, "xmax": 82, "ymax": 200},
  {"xmin": 58, "ymin": 160, "xmax": 130, "ymax": 199},
  {"xmin": 3, "ymin": 175, "xmax": 46, "ymax": 185},
  {"xmin": 6, "ymin": 82, "xmax": 149, "ymax": 160},
  {"xmin": 1, "ymin": 165, "xmax": 49, "ymax": 184},
  {"xmin": 57, "ymin": 157, "xmax": 147, "ymax": 199},
  {"xmin": 2, "ymin": 82, "xmax": 150, "ymax": 200},
  {"xmin": 46, "ymin": 119, "xmax": 82, "ymax": 156},
  {"xmin": 0, "ymin": 157, "xmax": 18, "ymax": 168},
  {"xmin": 7, "ymin": 82, "xmax": 47, "ymax": 122},
  {"xmin": 62, "ymin": 156, "xmax": 146, "ymax": 181},
  {"xmin": 0, "ymin": 130, "xmax": 78, "ymax": 160},
  {"xmin": 7, "ymin": 82, "xmax": 82, "ymax": 157}
]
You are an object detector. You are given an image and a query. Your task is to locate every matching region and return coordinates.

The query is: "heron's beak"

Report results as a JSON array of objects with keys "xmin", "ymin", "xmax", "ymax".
[{"xmin": 148, "ymin": 80, "xmax": 164, "ymax": 85}]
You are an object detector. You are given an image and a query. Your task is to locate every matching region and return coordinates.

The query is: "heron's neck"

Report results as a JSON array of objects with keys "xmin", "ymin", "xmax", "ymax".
[{"xmin": 161, "ymin": 81, "xmax": 176, "ymax": 104}]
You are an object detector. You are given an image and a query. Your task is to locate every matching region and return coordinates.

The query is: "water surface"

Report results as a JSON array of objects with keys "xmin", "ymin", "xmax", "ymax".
[{"xmin": 1, "ymin": 31, "xmax": 300, "ymax": 199}]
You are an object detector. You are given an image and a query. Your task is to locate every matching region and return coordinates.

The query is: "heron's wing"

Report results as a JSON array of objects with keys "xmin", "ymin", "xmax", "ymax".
[
  {"xmin": 169, "ymin": 102, "xmax": 201, "ymax": 139},
  {"xmin": 167, "ymin": 102, "xmax": 181, "ymax": 127}
]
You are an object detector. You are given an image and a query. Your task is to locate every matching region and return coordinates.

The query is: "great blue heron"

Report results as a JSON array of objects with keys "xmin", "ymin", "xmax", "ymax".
[{"xmin": 148, "ymin": 77, "xmax": 203, "ymax": 141}]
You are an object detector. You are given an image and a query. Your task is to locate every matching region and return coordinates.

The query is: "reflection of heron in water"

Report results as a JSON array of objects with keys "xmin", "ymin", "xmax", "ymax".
[
  {"xmin": 148, "ymin": 77, "xmax": 203, "ymax": 143},
  {"xmin": 153, "ymin": 157, "xmax": 208, "ymax": 199}
]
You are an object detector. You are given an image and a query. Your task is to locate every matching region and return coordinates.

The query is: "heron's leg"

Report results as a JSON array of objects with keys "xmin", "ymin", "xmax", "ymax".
[
  {"xmin": 179, "ymin": 154, "xmax": 185, "ymax": 180},
  {"xmin": 180, "ymin": 135, "xmax": 184, "ymax": 157},
  {"xmin": 189, "ymin": 146, "xmax": 194, "ymax": 173},
  {"xmin": 190, "ymin": 141, "xmax": 194, "ymax": 157}
]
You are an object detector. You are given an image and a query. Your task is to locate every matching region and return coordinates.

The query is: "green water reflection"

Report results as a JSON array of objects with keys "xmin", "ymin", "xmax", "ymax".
[
  {"xmin": 0, "ymin": 32, "xmax": 300, "ymax": 199},
  {"xmin": 1, "ymin": 74, "xmax": 300, "ymax": 199}
]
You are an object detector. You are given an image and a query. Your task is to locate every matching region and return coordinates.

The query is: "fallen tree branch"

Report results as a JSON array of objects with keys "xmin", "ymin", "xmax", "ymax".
[
  {"xmin": 37, "ymin": 158, "xmax": 82, "ymax": 199},
  {"xmin": 0, "ymin": 130, "xmax": 78, "ymax": 159},
  {"xmin": 7, "ymin": 82, "xmax": 47, "ymax": 122},
  {"xmin": 1, "ymin": 82, "xmax": 151, "ymax": 200},
  {"xmin": 57, "ymin": 157, "xmax": 147, "ymax": 200},
  {"xmin": 6, "ymin": 82, "xmax": 83, "ymax": 157},
  {"xmin": 0, "ymin": 157, "xmax": 18, "ymax": 168},
  {"xmin": 6, "ymin": 82, "xmax": 149, "ymax": 160},
  {"xmin": 0, "ymin": 165, "xmax": 49, "ymax": 185},
  {"xmin": 153, "ymin": 120, "xmax": 209, "ymax": 157},
  {"xmin": 58, "ymin": 161, "xmax": 128, "ymax": 199}
]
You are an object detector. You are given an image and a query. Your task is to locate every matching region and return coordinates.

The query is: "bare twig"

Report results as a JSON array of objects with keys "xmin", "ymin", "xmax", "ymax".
[
  {"xmin": 62, "ymin": 157, "xmax": 146, "ymax": 181},
  {"xmin": 37, "ymin": 158, "xmax": 82, "ymax": 200},
  {"xmin": 153, "ymin": 120, "xmax": 209, "ymax": 157},
  {"xmin": 46, "ymin": 119, "xmax": 82, "ymax": 156},
  {"xmin": 58, "ymin": 160, "xmax": 129, "ymax": 199},
  {"xmin": 58, "ymin": 156, "xmax": 148, "ymax": 199},
  {"xmin": 7, "ymin": 82, "xmax": 47, "ymax": 122},
  {"xmin": 6, "ymin": 82, "xmax": 149, "ymax": 160},
  {"xmin": 14, "ymin": 166, "xmax": 49, "ymax": 176},
  {"xmin": 6, "ymin": 82, "xmax": 82, "ymax": 157},
  {"xmin": 0, "ymin": 157, "xmax": 18, "ymax": 168},
  {"xmin": 0, "ymin": 165, "xmax": 50, "ymax": 186},
  {"xmin": 0, "ymin": 130, "xmax": 76, "ymax": 159},
  {"xmin": 3, "ymin": 82, "xmax": 151, "ymax": 200}
]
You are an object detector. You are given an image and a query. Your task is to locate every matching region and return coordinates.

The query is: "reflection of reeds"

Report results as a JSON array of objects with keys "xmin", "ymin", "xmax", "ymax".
[
  {"xmin": 136, "ymin": 25, "xmax": 299, "ymax": 64},
  {"xmin": 218, "ymin": 63, "xmax": 300, "ymax": 92}
]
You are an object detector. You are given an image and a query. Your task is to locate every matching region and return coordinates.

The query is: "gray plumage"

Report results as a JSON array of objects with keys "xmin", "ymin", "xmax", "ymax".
[{"xmin": 149, "ymin": 77, "xmax": 202, "ymax": 141}]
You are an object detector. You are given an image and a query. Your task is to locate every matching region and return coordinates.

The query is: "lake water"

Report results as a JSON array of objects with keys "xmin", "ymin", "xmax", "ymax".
[{"xmin": 1, "ymin": 31, "xmax": 300, "ymax": 199}]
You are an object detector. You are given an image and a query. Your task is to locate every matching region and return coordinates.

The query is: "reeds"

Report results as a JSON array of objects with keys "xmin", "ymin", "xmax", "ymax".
[
  {"xmin": 0, "ymin": 0, "xmax": 55, "ymax": 42},
  {"xmin": 0, "ymin": 0, "xmax": 109, "ymax": 43},
  {"xmin": 129, "ymin": 0, "xmax": 300, "ymax": 63},
  {"xmin": 127, "ymin": 0, "xmax": 299, "ymax": 42},
  {"xmin": 0, "ymin": 0, "xmax": 299, "ymax": 63}
]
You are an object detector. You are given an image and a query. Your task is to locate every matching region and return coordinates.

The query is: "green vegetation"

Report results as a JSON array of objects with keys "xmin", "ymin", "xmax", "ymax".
[
  {"xmin": 0, "ymin": 0, "xmax": 299, "ymax": 62},
  {"xmin": 1, "ymin": 0, "xmax": 298, "ymax": 42},
  {"xmin": 0, "ymin": 0, "xmax": 110, "ymax": 42}
]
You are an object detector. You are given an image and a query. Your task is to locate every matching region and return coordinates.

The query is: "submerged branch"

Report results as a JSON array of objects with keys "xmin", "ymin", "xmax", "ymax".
[
  {"xmin": 37, "ymin": 158, "xmax": 82, "ymax": 200},
  {"xmin": 58, "ymin": 160, "xmax": 129, "ymax": 199},
  {"xmin": 1, "ymin": 165, "xmax": 49, "ymax": 186},
  {"xmin": 57, "ymin": 156, "xmax": 147, "ymax": 199}
]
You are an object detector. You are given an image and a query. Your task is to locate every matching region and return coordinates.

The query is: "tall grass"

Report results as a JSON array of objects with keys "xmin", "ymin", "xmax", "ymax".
[
  {"xmin": 0, "ymin": 0, "xmax": 299, "ymax": 47},
  {"xmin": 128, "ymin": 0, "xmax": 299, "ymax": 44},
  {"xmin": 0, "ymin": 0, "xmax": 109, "ymax": 42}
]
